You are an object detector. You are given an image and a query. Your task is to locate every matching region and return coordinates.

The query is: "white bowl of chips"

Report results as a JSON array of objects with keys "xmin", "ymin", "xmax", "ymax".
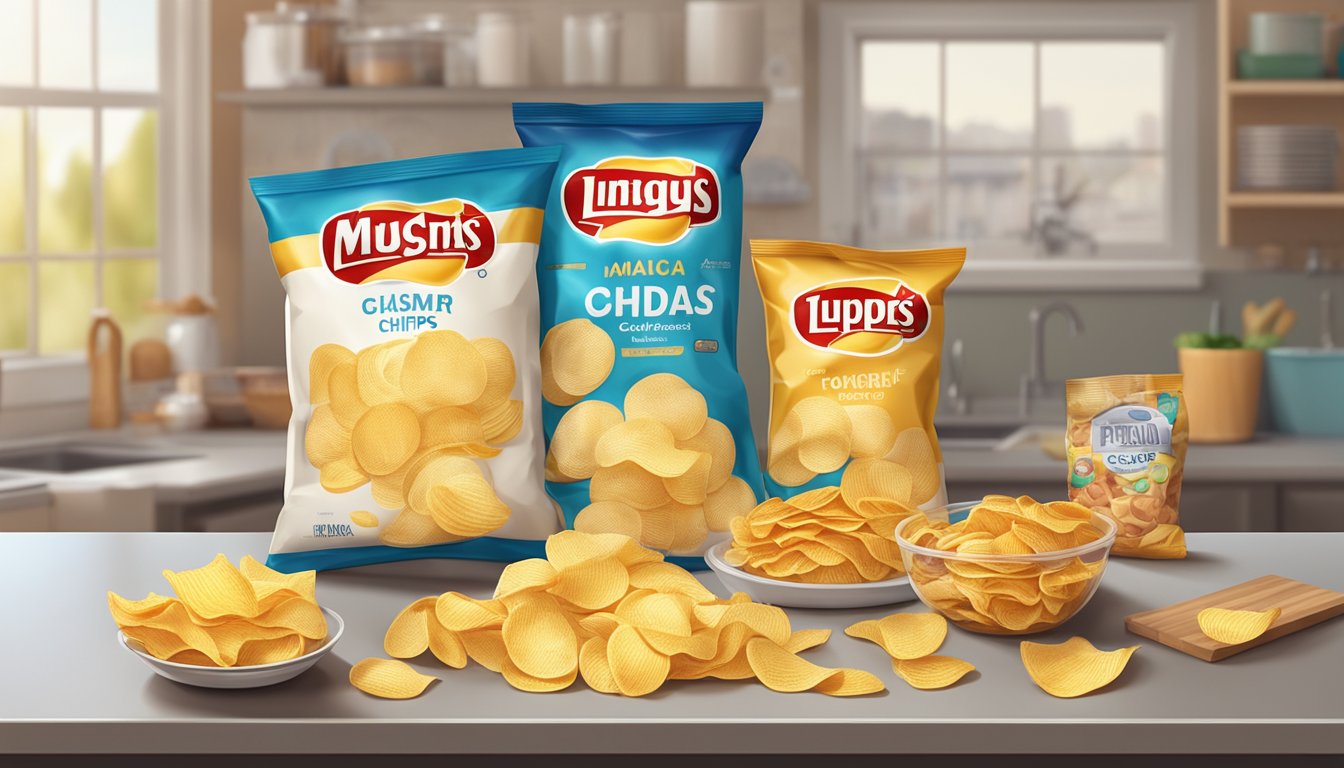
[
  {"xmin": 118, "ymin": 607, "xmax": 345, "ymax": 689},
  {"xmin": 705, "ymin": 540, "xmax": 916, "ymax": 609},
  {"xmin": 894, "ymin": 498, "xmax": 1116, "ymax": 635}
]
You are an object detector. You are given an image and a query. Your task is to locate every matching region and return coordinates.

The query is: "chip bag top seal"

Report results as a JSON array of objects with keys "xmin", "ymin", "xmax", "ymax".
[
  {"xmin": 514, "ymin": 102, "xmax": 766, "ymax": 564},
  {"xmin": 1066, "ymin": 374, "xmax": 1188, "ymax": 559},
  {"xmin": 751, "ymin": 241, "xmax": 965, "ymax": 508},
  {"xmin": 250, "ymin": 146, "xmax": 562, "ymax": 572}
]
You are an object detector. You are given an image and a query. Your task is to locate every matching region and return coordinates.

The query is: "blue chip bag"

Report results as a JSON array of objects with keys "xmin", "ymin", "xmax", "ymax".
[
  {"xmin": 515, "ymin": 102, "xmax": 766, "ymax": 565},
  {"xmin": 249, "ymin": 147, "xmax": 562, "ymax": 572}
]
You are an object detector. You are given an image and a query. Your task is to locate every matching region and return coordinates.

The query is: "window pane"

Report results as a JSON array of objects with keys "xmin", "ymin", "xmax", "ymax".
[
  {"xmin": 0, "ymin": 262, "xmax": 29, "ymax": 351},
  {"xmin": 38, "ymin": 259, "xmax": 95, "ymax": 354},
  {"xmin": 98, "ymin": 0, "xmax": 158, "ymax": 91},
  {"xmin": 103, "ymin": 108, "xmax": 157, "ymax": 250},
  {"xmin": 0, "ymin": 0, "xmax": 34, "ymax": 86},
  {"xmin": 1038, "ymin": 156, "xmax": 1166, "ymax": 244},
  {"xmin": 103, "ymin": 257, "xmax": 157, "ymax": 341},
  {"xmin": 37, "ymin": 108, "xmax": 94, "ymax": 254},
  {"xmin": 946, "ymin": 42, "xmax": 1033, "ymax": 149},
  {"xmin": 946, "ymin": 156, "xmax": 1030, "ymax": 240},
  {"xmin": 861, "ymin": 42, "xmax": 939, "ymax": 149},
  {"xmin": 1041, "ymin": 42, "xmax": 1164, "ymax": 151},
  {"xmin": 861, "ymin": 157, "xmax": 938, "ymax": 242},
  {"xmin": 39, "ymin": 0, "xmax": 92, "ymax": 89},
  {"xmin": 0, "ymin": 108, "xmax": 24, "ymax": 254}
]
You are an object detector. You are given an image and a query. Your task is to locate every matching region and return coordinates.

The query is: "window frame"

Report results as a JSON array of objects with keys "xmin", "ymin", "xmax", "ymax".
[
  {"xmin": 819, "ymin": 0, "xmax": 1201, "ymax": 290},
  {"xmin": 0, "ymin": 0, "xmax": 209, "ymax": 408}
]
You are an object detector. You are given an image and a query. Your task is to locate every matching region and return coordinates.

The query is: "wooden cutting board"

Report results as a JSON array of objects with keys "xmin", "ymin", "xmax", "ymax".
[{"xmin": 1124, "ymin": 574, "xmax": 1344, "ymax": 662}]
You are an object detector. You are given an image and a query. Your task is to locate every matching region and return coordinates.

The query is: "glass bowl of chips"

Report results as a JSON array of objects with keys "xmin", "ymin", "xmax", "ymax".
[{"xmin": 893, "ymin": 497, "xmax": 1116, "ymax": 635}]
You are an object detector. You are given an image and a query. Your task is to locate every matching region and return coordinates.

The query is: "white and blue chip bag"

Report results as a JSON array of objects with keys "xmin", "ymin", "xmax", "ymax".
[
  {"xmin": 514, "ymin": 102, "xmax": 766, "ymax": 565},
  {"xmin": 249, "ymin": 147, "xmax": 562, "ymax": 572}
]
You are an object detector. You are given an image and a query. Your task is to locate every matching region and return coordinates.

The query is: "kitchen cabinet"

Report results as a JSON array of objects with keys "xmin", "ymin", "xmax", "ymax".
[
  {"xmin": 162, "ymin": 489, "xmax": 283, "ymax": 533},
  {"xmin": 1279, "ymin": 483, "xmax": 1344, "ymax": 531}
]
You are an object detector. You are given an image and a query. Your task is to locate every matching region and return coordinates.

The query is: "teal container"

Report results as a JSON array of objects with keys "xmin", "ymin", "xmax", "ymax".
[
  {"xmin": 1265, "ymin": 348, "xmax": 1344, "ymax": 436},
  {"xmin": 1238, "ymin": 50, "xmax": 1324, "ymax": 79}
]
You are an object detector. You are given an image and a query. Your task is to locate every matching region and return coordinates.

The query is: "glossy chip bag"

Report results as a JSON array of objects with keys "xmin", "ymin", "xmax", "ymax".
[
  {"xmin": 752, "ymin": 241, "xmax": 965, "ymax": 507},
  {"xmin": 514, "ymin": 102, "xmax": 766, "ymax": 564},
  {"xmin": 1066, "ymin": 374, "xmax": 1188, "ymax": 559},
  {"xmin": 249, "ymin": 147, "xmax": 562, "ymax": 571}
]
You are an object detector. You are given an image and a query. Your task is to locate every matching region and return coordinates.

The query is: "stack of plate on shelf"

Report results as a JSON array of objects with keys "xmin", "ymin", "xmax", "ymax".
[{"xmin": 1237, "ymin": 125, "xmax": 1338, "ymax": 191}]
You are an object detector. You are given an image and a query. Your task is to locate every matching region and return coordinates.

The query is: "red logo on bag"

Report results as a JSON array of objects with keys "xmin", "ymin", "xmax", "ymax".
[
  {"xmin": 319, "ymin": 199, "xmax": 495, "ymax": 285},
  {"xmin": 791, "ymin": 279, "xmax": 930, "ymax": 356},
  {"xmin": 561, "ymin": 157, "xmax": 719, "ymax": 245}
]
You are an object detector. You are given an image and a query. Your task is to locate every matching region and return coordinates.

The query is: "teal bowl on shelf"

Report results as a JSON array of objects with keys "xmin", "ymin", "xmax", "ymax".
[{"xmin": 1265, "ymin": 348, "xmax": 1344, "ymax": 436}]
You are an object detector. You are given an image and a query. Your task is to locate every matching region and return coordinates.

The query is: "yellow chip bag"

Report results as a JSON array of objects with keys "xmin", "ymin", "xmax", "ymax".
[
  {"xmin": 1066, "ymin": 374, "xmax": 1188, "ymax": 559},
  {"xmin": 751, "ymin": 241, "xmax": 965, "ymax": 508},
  {"xmin": 250, "ymin": 148, "xmax": 563, "ymax": 571}
]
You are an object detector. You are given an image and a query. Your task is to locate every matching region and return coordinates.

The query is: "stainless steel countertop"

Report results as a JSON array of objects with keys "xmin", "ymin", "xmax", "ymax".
[{"xmin": 2, "ymin": 531, "xmax": 1340, "ymax": 755}]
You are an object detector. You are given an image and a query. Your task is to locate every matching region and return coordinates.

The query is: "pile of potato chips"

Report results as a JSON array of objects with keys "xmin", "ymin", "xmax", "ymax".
[
  {"xmin": 1020, "ymin": 636, "xmax": 1139, "ymax": 698},
  {"xmin": 1066, "ymin": 374, "xmax": 1188, "ymax": 559},
  {"xmin": 351, "ymin": 531, "xmax": 884, "ymax": 698},
  {"xmin": 109, "ymin": 555, "xmax": 327, "ymax": 667},
  {"xmin": 306, "ymin": 331, "xmax": 522, "ymax": 547},
  {"xmin": 846, "ymin": 612, "xmax": 975, "ymax": 690},
  {"xmin": 899, "ymin": 496, "xmax": 1108, "ymax": 635},
  {"xmin": 725, "ymin": 486, "xmax": 915, "ymax": 583},
  {"xmin": 546, "ymin": 372, "xmax": 759, "ymax": 555},
  {"xmin": 768, "ymin": 398, "xmax": 941, "ymax": 509}
]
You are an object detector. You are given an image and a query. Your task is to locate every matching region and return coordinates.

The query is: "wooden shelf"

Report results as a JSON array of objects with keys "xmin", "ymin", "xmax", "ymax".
[
  {"xmin": 218, "ymin": 86, "xmax": 770, "ymax": 108},
  {"xmin": 1226, "ymin": 191, "xmax": 1344, "ymax": 208},
  {"xmin": 1228, "ymin": 80, "xmax": 1344, "ymax": 97}
]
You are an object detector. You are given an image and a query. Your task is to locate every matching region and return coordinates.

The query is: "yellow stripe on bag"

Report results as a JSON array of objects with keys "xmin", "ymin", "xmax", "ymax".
[{"xmin": 269, "ymin": 207, "xmax": 545, "ymax": 279}]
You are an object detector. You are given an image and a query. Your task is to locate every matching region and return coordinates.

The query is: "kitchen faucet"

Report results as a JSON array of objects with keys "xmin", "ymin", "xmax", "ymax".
[
  {"xmin": 1323, "ymin": 290, "xmax": 1336, "ymax": 349},
  {"xmin": 1020, "ymin": 301, "xmax": 1085, "ymax": 416},
  {"xmin": 945, "ymin": 338, "xmax": 970, "ymax": 415}
]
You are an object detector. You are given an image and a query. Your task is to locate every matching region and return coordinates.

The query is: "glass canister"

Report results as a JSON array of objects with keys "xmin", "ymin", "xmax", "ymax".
[
  {"xmin": 476, "ymin": 9, "xmax": 530, "ymax": 87},
  {"xmin": 342, "ymin": 25, "xmax": 443, "ymax": 87}
]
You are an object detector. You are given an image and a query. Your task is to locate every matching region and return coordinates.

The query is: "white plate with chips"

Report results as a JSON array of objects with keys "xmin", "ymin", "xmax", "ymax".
[
  {"xmin": 118, "ymin": 606, "xmax": 345, "ymax": 689},
  {"xmin": 704, "ymin": 541, "xmax": 916, "ymax": 609}
]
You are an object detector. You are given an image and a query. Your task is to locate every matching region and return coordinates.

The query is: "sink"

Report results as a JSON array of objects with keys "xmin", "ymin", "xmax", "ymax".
[
  {"xmin": 0, "ymin": 442, "xmax": 194, "ymax": 474},
  {"xmin": 936, "ymin": 423, "xmax": 1029, "ymax": 450}
]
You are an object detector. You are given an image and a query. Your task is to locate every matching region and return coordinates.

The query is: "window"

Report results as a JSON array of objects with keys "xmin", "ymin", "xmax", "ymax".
[
  {"xmin": 820, "ymin": 2, "xmax": 1199, "ymax": 289},
  {"xmin": 0, "ymin": 0, "xmax": 166, "ymax": 357}
]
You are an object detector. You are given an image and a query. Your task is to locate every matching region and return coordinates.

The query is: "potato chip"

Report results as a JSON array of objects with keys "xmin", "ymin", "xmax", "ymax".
[
  {"xmin": 745, "ymin": 637, "xmax": 884, "ymax": 696},
  {"xmin": 676, "ymin": 418, "xmax": 736, "ymax": 492},
  {"xmin": 844, "ymin": 405, "xmax": 897, "ymax": 459},
  {"xmin": 379, "ymin": 509, "xmax": 463, "ymax": 548},
  {"xmin": 305, "ymin": 405, "xmax": 350, "ymax": 468},
  {"xmin": 162, "ymin": 554, "xmax": 259, "ymax": 621},
  {"xmin": 471, "ymin": 336, "xmax": 517, "ymax": 406},
  {"xmin": 502, "ymin": 594, "xmax": 579, "ymax": 679},
  {"xmin": 790, "ymin": 397, "xmax": 853, "ymax": 474},
  {"xmin": 844, "ymin": 613, "xmax": 946, "ymax": 660},
  {"xmin": 356, "ymin": 339, "xmax": 411, "ymax": 406},
  {"xmin": 703, "ymin": 476, "xmax": 757, "ymax": 532},
  {"xmin": 479, "ymin": 399, "xmax": 524, "ymax": 445},
  {"xmin": 309, "ymin": 343, "xmax": 356, "ymax": 405},
  {"xmin": 624, "ymin": 373, "xmax": 708, "ymax": 441},
  {"xmin": 349, "ymin": 510, "xmax": 379, "ymax": 528},
  {"xmin": 550, "ymin": 400, "xmax": 624, "ymax": 480},
  {"xmin": 593, "ymin": 419, "xmax": 701, "ymax": 478},
  {"xmin": 574, "ymin": 501, "xmax": 643, "ymax": 539},
  {"xmin": 891, "ymin": 655, "xmax": 975, "ymax": 690},
  {"xmin": 424, "ymin": 473, "xmax": 512, "ymax": 538},
  {"xmin": 840, "ymin": 458, "xmax": 914, "ymax": 510},
  {"xmin": 349, "ymin": 657, "xmax": 438, "ymax": 699},
  {"xmin": 541, "ymin": 319, "xmax": 614, "ymax": 405},
  {"xmin": 320, "ymin": 455, "xmax": 368, "ymax": 494},
  {"xmin": 1197, "ymin": 606, "xmax": 1281, "ymax": 645},
  {"xmin": 235, "ymin": 634, "xmax": 306, "ymax": 666},
  {"xmin": 1020, "ymin": 636, "xmax": 1139, "ymax": 698},
  {"xmin": 385, "ymin": 596, "xmax": 436, "ymax": 659},
  {"xmin": 588, "ymin": 462, "xmax": 671, "ymax": 509},
  {"xmin": 350, "ymin": 403, "xmax": 422, "ymax": 476},
  {"xmin": 399, "ymin": 330, "xmax": 488, "ymax": 407},
  {"xmin": 885, "ymin": 428, "xmax": 940, "ymax": 506},
  {"xmin": 327, "ymin": 361, "xmax": 368, "ymax": 430},
  {"xmin": 428, "ymin": 623, "xmax": 468, "ymax": 669},
  {"xmin": 607, "ymin": 623, "xmax": 671, "ymax": 697}
]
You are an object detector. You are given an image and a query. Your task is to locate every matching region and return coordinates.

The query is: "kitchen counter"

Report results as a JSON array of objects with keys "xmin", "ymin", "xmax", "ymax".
[
  {"xmin": 2, "ymin": 531, "xmax": 1340, "ymax": 756},
  {"xmin": 943, "ymin": 433, "xmax": 1344, "ymax": 483}
]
